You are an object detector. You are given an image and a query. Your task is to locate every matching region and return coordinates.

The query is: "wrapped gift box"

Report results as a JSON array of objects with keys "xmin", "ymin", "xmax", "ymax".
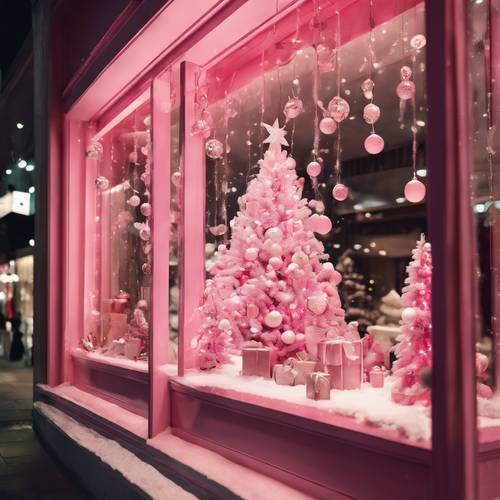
[
  {"xmin": 242, "ymin": 341, "xmax": 271, "ymax": 378},
  {"xmin": 370, "ymin": 366, "xmax": 385, "ymax": 388},
  {"xmin": 286, "ymin": 351, "xmax": 317, "ymax": 385},
  {"xmin": 318, "ymin": 338, "xmax": 363, "ymax": 390},
  {"xmin": 305, "ymin": 372, "xmax": 331, "ymax": 400},
  {"xmin": 124, "ymin": 337, "xmax": 142, "ymax": 359},
  {"xmin": 273, "ymin": 364, "xmax": 298, "ymax": 385}
]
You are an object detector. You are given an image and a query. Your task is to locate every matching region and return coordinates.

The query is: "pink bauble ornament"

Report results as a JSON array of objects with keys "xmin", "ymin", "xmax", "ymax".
[
  {"xmin": 218, "ymin": 319, "xmax": 231, "ymax": 331},
  {"xmin": 191, "ymin": 119, "xmax": 211, "ymax": 138},
  {"xmin": 142, "ymin": 262, "xmax": 151, "ymax": 275},
  {"xmin": 404, "ymin": 178, "xmax": 426, "ymax": 203},
  {"xmin": 128, "ymin": 195, "xmax": 141, "ymax": 207},
  {"xmin": 361, "ymin": 78, "xmax": 375, "ymax": 99},
  {"xmin": 396, "ymin": 80, "xmax": 416, "ymax": 100},
  {"xmin": 319, "ymin": 117, "xmax": 337, "ymax": 135},
  {"xmin": 311, "ymin": 214, "xmax": 332, "ymax": 235},
  {"xmin": 410, "ymin": 34, "xmax": 427, "ymax": 50},
  {"xmin": 283, "ymin": 98, "xmax": 304, "ymax": 120},
  {"xmin": 284, "ymin": 156, "xmax": 296, "ymax": 169},
  {"xmin": 400, "ymin": 66, "xmax": 413, "ymax": 80},
  {"xmin": 363, "ymin": 103, "xmax": 381, "ymax": 124},
  {"xmin": 139, "ymin": 227, "xmax": 150, "ymax": 241},
  {"xmin": 265, "ymin": 227, "xmax": 283, "ymax": 242},
  {"xmin": 140, "ymin": 203, "xmax": 152, "ymax": 217},
  {"xmin": 281, "ymin": 330, "xmax": 296, "ymax": 345},
  {"xmin": 364, "ymin": 133, "xmax": 384, "ymax": 154},
  {"xmin": 244, "ymin": 247, "xmax": 259, "ymax": 261},
  {"xmin": 205, "ymin": 139, "xmax": 224, "ymax": 159},
  {"xmin": 316, "ymin": 44, "xmax": 335, "ymax": 72},
  {"xmin": 268, "ymin": 243, "xmax": 283, "ymax": 257},
  {"xmin": 269, "ymin": 257, "xmax": 283, "ymax": 269},
  {"xmin": 128, "ymin": 151, "xmax": 139, "ymax": 163},
  {"xmin": 306, "ymin": 161, "xmax": 322, "ymax": 177},
  {"xmin": 402, "ymin": 307, "xmax": 417, "ymax": 322},
  {"xmin": 95, "ymin": 176, "xmax": 109, "ymax": 191},
  {"xmin": 332, "ymin": 183, "xmax": 349, "ymax": 201},
  {"xmin": 307, "ymin": 293, "xmax": 328, "ymax": 315},
  {"xmin": 209, "ymin": 224, "xmax": 227, "ymax": 236},
  {"xmin": 264, "ymin": 310, "xmax": 283, "ymax": 328},
  {"xmin": 328, "ymin": 96, "xmax": 350, "ymax": 122}
]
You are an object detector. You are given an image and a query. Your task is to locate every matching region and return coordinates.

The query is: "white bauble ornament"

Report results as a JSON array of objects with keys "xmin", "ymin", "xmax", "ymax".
[
  {"xmin": 218, "ymin": 319, "xmax": 231, "ymax": 330},
  {"xmin": 269, "ymin": 257, "xmax": 283, "ymax": 269},
  {"xmin": 402, "ymin": 307, "xmax": 417, "ymax": 322},
  {"xmin": 268, "ymin": 243, "xmax": 283, "ymax": 257},
  {"xmin": 264, "ymin": 310, "xmax": 283, "ymax": 328},
  {"xmin": 265, "ymin": 227, "xmax": 283, "ymax": 242},
  {"xmin": 244, "ymin": 247, "xmax": 259, "ymax": 261},
  {"xmin": 281, "ymin": 330, "xmax": 296, "ymax": 345},
  {"xmin": 307, "ymin": 293, "xmax": 328, "ymax": 315},
  {"xmin": 128, "ymin": 195, "xmax": 141, "ymax": 207}
]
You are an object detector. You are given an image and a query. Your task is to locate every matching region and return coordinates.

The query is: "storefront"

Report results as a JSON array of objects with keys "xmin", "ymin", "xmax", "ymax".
[{"xmin": 32, "ymin": 0, "xmax": 500, "ymax": 498}]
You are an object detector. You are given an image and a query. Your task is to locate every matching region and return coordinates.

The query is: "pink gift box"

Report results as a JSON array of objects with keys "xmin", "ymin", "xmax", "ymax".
[
  {"xmin": 305, "ymin": 372, "xmax": 331, "ymax": 400},
  {"xmin": 124, "ymin": 337, "xmax": 142, "ymax": 359},
  {"xmin": 370, "ymin": 367, "xmax": 385, "ymax": 388},
  {"xmin": 242, "ymin": 342, "xmax": 271, "ymax": 378},
  {"xmin": 286, "ymin": 351, "xmax": 318, "ymax": 385},
  {"xmin": 102, "ymin": 312, "xmax": 128, "ymax": 343},
  {"xmin": 273, "ymin": 364, "xmax": 298, "ymax": 386},
  {"xmin": 318, "ymin": 338, "xmax": 363, "ymax": 390}
]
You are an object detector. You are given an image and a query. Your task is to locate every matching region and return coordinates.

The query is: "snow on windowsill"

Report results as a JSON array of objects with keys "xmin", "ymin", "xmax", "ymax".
[
  {"xmin": 35, "ymin": 402, "xmax": 195, "ymax": 500},
  {"xmin": 176, "ymin": 356, "xmax": 500, "ymax": 443},
  {"xmin": 148, "ymin": 430, "xmax": 313, "ymax": 500},
  {"xmin": 38, "ymin": 383, "xmax": 148, "ymax": 439},
  {"xmin": 72, "ymin": 347, "xmax": 148, "ymax": 373}
]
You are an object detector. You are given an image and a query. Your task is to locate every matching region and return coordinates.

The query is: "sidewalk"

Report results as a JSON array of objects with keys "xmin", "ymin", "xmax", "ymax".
[{"xmin": 0, "ymin": 358, "xmax": 91, "ymax": 499}]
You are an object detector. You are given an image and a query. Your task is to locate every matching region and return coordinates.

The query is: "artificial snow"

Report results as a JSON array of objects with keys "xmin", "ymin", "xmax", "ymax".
[
  {"xmin": 149, "ymin": 431, "xmax": 313, "ymax": 500},
  {"xmin": 179, "ymin": 356, "xmax": 432, "ymax": 442},
  {"xmin": 72, "ymin": 347, "xmax": 148, "ymax": 372},
  {"xmin": 35, "ymin": 402, "xmax": 195, "ymax": 500},
  {"xmin": 39, "ymin": 383, "xmax": 148, "ymax": 438}
]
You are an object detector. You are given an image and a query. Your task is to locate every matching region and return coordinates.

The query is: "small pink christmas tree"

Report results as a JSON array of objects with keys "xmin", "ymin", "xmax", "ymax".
[
  {"xmin": 391, "ymin": 234, "xmax": 432, "ymax": 405},
  {"xmin": 196, "ymin": 120, "xmax": 349, "ymax": 369}
]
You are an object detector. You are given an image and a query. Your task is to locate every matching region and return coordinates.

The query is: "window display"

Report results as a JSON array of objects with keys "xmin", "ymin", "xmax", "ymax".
[
  {"xmin": 81, "ymin": 96, "xmax": 152, "ymax": 365},
  {"xmin": 168, "ymin": 0, "xmax": 500, "ymax": 444}
]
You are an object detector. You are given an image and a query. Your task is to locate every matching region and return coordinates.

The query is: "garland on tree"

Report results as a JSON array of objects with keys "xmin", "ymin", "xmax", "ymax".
[
  {"xmin": 391, "ymin": 234, "xmax": 432, "ymax": 405},
  {"xmin": 195, "ymin": 120, "xmax": 350, "ymax": 369}
]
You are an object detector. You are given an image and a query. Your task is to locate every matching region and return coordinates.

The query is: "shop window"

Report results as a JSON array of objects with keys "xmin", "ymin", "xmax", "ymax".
[{"xmin": 174, "ymin": 0, "xmax": 468, "ymax": 445}]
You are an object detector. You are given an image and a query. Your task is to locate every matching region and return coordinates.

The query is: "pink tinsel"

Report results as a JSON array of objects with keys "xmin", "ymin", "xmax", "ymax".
[
  {"xmin": 195, "ymin": 142, "xmax": 349, "ymax": 369},
  {"xmin": 391, "ymin": 234, "xmax": 432, "ymax": 406}
]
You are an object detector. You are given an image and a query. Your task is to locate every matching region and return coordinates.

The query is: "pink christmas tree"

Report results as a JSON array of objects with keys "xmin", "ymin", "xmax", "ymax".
[
  {"xmin": 391, "ymin": 234, "xmax": 432, "ymax": 405},
  {"xmin": 196, "ymin": 119, "xmax": 349, "ymax": 369}
]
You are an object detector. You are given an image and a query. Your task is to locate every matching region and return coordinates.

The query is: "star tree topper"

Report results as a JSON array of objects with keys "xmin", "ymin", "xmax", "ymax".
[{"xmin": 262, "ymin": 118, "xmax": 289, "ymax": 151}]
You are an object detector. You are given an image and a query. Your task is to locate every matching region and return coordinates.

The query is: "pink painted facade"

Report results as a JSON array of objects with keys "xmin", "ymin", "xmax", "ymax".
[{"xmin": 32, "ymin": 0, "xmax": 500, "ymax": 498}]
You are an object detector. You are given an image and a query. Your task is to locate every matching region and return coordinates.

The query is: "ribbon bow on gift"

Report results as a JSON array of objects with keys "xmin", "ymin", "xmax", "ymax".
[
  {"xmin": 244, "ymin": 340, "xmax": 264, "ymax": 349},
  {"xmin": 311, "ymin": 372, "xmax": 330, "ymax": 392}
]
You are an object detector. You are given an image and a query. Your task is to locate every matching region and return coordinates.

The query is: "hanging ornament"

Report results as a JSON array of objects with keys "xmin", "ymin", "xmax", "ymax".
[
  {"xmin": 171, "ymin": 171, "xmax": 181, "ymax": 187},
  {"xmin": 264, "ymin": 310, "xmax": 283, "ymax": 328},
  {"xmin": 191, "ymin": 119, "xmax": 212, "ymax": 139},
  {"xmin": 316, "ymin": 44, "xmax": 335, "ymax": 72},
  {"xmin": 127, "ymin": 195, "xmax": 141, "ymax": 207},
  {"xmin": 306, "ymin": 161, "xmax": 322, "ymax": 177},
  {"xmin": 128, "ymin": 151, "xmax": 139, "ymax": 163},
  {"xmin": 363, "ymin": 103, "xmax": 380, "ymax": 124},
  {"xmin": 396, "ymin": 66, "xmax": 416, "ymax": 100},
  {"xmin": 86, "ymin": 141, "xmax": 103, "ymax": 160},
  {"xmin": 283, "ymin": 97, "xmax": 304, "ymax": 121},
  {"xmin": 319, "ymin": 116, "xmax": 337, "ymax": 135},
  {"xmin": 364, "ymin": 133, "xmax": 384, "ymax": 155},
  {"xmin": 208, "ymin": 224, "xmax": 227, "ymax": 236},
  {"xmin": 404, "ymin": 178, "xmax": 426, "ymax": 203},
  {"xmin": 142, "ymin": 262, "xmax": 151, "ymax": 275},
  {"xmin": 205, "ymin": 139, "xmax": 224, "ymax": 159},
  {"xmin": 309, "ymin": 214, "xmax": 332, "ymax": 234},
  {"xmin": 140, "ymin": 203, "xmax": 152, "ymax": 217},
  {"xmin": 327, "ymin": 96, "xmax": 350, "ymax": 122},
  {"xmin": 281, "ymin": 330, "xmax": 296, "ymax": 345},
  {"xmin": 410, "ymin": 34, "xmax": 427, "ymax": 50},
  {"xmin": 363, "ymin": 3, "xmax": 384, "ymax": 155},
  {"xmin": 95, "ymin": 176, "xmax": 109, "ymax": 191},
  {"xmin": 332, "ymin": 183, "xmax": 349, "ymax": 201},
  {"xmin": 361, "ymin": 78, "xmax": 375, "ymax": 100}
]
